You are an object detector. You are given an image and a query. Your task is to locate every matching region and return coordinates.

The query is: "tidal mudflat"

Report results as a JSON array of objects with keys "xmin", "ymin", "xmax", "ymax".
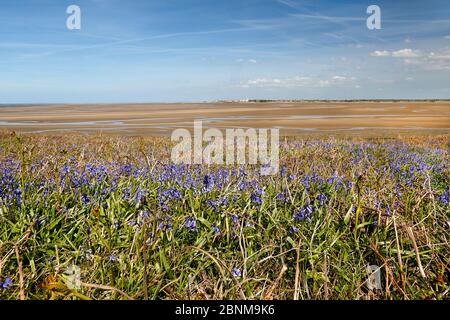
[{"xmin": 1, "ymin": 101, "xmax": 449, "ymax": 136}]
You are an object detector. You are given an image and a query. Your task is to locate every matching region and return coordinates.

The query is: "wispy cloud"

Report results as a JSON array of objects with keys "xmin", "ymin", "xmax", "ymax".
[
  {"xmin": 371, "ymin": 50, "xmax": 391, "ymax": 57},
  {"xmin": 370, "ymin": 48, "xmax": 421, "ymax": 58},
  {"xmin": 0, "ymin": 42, "xmax": 78, "ymax": 49},
  {"xmin": 12, "ymin": 26, "xmax": 272, "ymax": 59},
  {"xmin": 371, "ymin": 47, "xmax": 450, "ymax": 70},
  {"xmin": 392, "ymin": 49, "xmax": 421, "ymax": 58},
  {"xmin": 2, "ymin": 0, "xmax": 450, "ymax": 102},
  {"xmin": 238, "ymin": 74, "xmax": 355, "ymax": 88},
  {"xmin": 274, "ymin": 0, "xmax": 299, "ymax": 10},
  {"xmin": 291, "ymin": 13, "xmax": 365, "ymax": 22}
]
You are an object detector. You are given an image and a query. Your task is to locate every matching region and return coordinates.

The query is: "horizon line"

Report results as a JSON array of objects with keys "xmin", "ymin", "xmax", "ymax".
[{"xmin": 1, "ymin": 98, "xmax": 450, "ymax": 105}]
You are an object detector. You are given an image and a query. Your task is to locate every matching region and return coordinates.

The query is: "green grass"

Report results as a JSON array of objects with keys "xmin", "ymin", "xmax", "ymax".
[{"xmin": 0, "ymin": 132, "xmax": 449, "ymax": 300}]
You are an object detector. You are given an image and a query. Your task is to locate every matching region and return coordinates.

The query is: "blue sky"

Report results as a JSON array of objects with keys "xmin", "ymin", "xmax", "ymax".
[{"xmin": 1, "ymin": 0, "xmax": 450, "ymax": 103}]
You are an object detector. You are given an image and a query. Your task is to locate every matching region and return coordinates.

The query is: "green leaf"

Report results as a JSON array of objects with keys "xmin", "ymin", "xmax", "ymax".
[
  {"xmin": 159, "ymin": 248, "xmax": 173, "ymax": 279},
  {"xmin": 344, "ymin": 205, "xmax": 353, "ymax": 225}
]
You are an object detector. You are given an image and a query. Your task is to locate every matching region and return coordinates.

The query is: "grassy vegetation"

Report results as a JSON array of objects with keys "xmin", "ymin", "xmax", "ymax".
[{"xmin": 0, "ymin": 131, "xmax": 449, "ymax": 300}]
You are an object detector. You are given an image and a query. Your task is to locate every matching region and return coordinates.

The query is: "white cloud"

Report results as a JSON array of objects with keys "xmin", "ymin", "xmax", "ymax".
[
  {"xmin": 332, "ymin": 75, "xmax": 346, "ymax": 81},
  {"xmin": 292, "ymin": 76, "xmax": 311, "ymax": 81},
  {"xmin": 247, "ymin": 78, "xmax": 269, "ymax": 85},
  {"xmin": 275, "ymin": 0, "xmax": 299, "ymax": 9},
  {"xmin": 404, "ymin": 59, "xmax": 421, "ymax": 65},
  {"xmin": 370, "ymin": 50, "xmax": 390, "ymax": 57},
  {"xmin": 423, "ymin": 49, "xmax": 450, "ymax": 70},
  {"xmin": 236, "ymin": 58, "xmax": 258, "ymax": 64},
  {"xmin": 391, "ymin": 49, "xmax": 420, "ymax": 58},
  {"xmin": 400, "ymin": 48, "xmax": 450, "ymax": 70},
  {"xmin": 241, "ymin": 76, "xmax": 310, "ymax": 88},
  {"xmin": 445, "ymin": 35, "xmax": 450, "ymax": 40},
  {"xmin": 238, "ymin": 74, "xmax": 354, "ymax": 88},
  {"xmin": 348, "ymin": 44, "xmax": 364, "ymax": 49},
  {"xmin": 370, "ymin": 48, "xmax": 421, "ymax": 58},
  {"xmin": 428, "ymin": 51, "xmax": 450, "ymax": 60}
]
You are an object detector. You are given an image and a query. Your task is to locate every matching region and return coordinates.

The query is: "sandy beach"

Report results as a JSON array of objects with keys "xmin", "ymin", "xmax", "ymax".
[{"xmin": 1, "ymin": 101, "xmax": 449, "ymax": 136}]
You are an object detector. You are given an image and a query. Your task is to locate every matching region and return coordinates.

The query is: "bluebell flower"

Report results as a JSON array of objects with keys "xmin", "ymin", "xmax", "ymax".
[
  {"xmin": 203, "ymin": 174, "xmax": 214, "ymax": 192},
  {"xmin": 289, "ymin": 226, "xmax": 299, "ymax": 234},
  {"xmin": 316, "ymin": 193, "xmax": 328, "ymax": 206},
  {"xmin": 134, "ymin": 188, "xmax": 147, "ymax": 204},
  {"xmin": 385, "ymin": 204, "xmax": 391, "ymax": 216},
  {"xmin": 238, "ymin": 181, "xmax": 247, "ymax": 191},
  {"xmin": 250, "ymin": 191, "xmax": 262, "ymax": 205},
  {"xmin": 438, "ymin": 187, "xmax": 449, "ymax": 205},
  {"xmin": 293, "ymin": 205, "xmax": 313, "ymax": 222},
  {"xmin": 211, "ymin": 223, "xmax": 220, "ymax": 235},
  {"xmin": 280, "ymin": 166, "xmax": 286, "ymax": 177},
  {"xmin": 121, "ymin": 164, "xmax": 133, "ymax": 175},
  {"xmin": 245, "ymin": 221, "xmax": 254, "ymax": 228},
  {"xmin": 122, "ymin": 187, "xmax": 131, "ymax": 201},
  {"xmin": 146, "ymin": 232, "xmax": 154, "ymax": 245},
  {"xmin": 0, "ymin": 277, "xmax": 12, "ymax": 289},
  {"xmin": 127, "ymin": 220, "xmax": 137, "ymax": 227},
  {"xmin": 139, "ymin": 210, "xmax": 150, "ymax": 220},
  {"xmin": 81, "ymin": 193, "xmax": 90, "ymax": 207},
  {"xmin": 185, "ymin": 217, "xmax": 197, "ymax": 232},
  {"xmin": 34, "ymin": 214, "xmax": 42, "ymax": 229},
  {"xmin": 231, "ymin": 268, "xmax": 241, "ymax": 278},
  {"xmin": 276, "ymin": 192, "xmax": 285, "ymax": 201}
]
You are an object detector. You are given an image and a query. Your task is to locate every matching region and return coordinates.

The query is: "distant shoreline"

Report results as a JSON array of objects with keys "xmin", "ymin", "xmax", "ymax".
[
  {"xmin": 1, "ymin": 99, "xmax": 450, "ymax": 107},
  {"xmin": 1, "ymin": 101, "xmax": 449, "ymax": 137}
]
